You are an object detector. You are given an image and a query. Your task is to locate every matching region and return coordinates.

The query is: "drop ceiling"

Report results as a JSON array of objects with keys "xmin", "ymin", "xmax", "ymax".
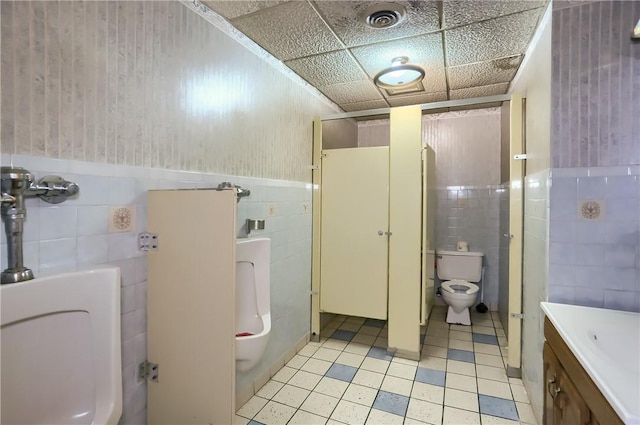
[{"xmin": 202, "ymin": 1, "xmax": 548, "ymax": 112}]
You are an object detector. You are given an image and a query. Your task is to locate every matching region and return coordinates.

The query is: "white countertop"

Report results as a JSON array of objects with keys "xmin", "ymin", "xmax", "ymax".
[{"xmin": 541, "ymin": 302, "xmax": 640, "ymax": 425}]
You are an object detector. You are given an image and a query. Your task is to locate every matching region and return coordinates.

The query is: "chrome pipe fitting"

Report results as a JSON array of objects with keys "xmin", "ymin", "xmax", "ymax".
[{"xmin": 1, "ymin": 166, "xmax": 80, "ymax": 284}]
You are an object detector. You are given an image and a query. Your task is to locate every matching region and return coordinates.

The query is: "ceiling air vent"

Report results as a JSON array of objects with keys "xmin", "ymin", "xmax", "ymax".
[{"xmin": 362, "ymin": 3, "xmax": 407, "ymax": 29}]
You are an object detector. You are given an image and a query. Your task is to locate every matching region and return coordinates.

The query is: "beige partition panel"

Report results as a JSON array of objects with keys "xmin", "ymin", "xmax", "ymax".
[
  {"xmin": 508, "ymin": 95, "xmax": 525, "ymax": 376},
  {"xmin": 146, "ymin": 189, "xmax": 236, "ymax": 424},
  {"xmin": 421, "ymin": 146, "xmax": 437, "ymax": 325},
  {"xmin": 311, "ymin": 119, "xmax": 322, "ymax": 340},
  {"xmin": 320, "ymin": 147, "xmax": 390, "ymax": 320},
  {"xmin": 388, "ymin": 105, "xmax": 422, "ymax": 359}
]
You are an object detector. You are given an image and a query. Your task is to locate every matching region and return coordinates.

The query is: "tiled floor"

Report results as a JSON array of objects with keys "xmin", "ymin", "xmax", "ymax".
[{"xmin": 235, "ymin": 306, "xmax": 538, "ymax": 425}]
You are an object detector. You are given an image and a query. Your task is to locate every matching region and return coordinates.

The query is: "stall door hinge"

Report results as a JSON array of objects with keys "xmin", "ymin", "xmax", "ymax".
[
  {"xmin": 138, "ymin": 232, "xmax": 159, "ymax": 251},
  {"xmin": 513, "ymin": 154, "xmax": 527, "ymax": 160},
  {"xmin": 139, "ymin": 361, "xmax": 159, "ymax": 383},
  {"xmin": 510, "ymin": 313, "xmax": 524, "ymax": 319}
]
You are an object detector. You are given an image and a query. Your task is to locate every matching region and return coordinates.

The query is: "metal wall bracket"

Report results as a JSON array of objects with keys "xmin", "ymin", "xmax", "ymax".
[
  {"xmin": 138, "ymin": 233, "xmax": 159, "ymax": 251},
  {"xmin": 513, "ymin": 154, "xmax": 527, "ymax": 160},
  {"xmin": 139, "ymin": 360, "xmax": 159, "ymax": 382},
  {"xmin": 510, "ymin": 313, "xmax": 524, "ymax": 319}
]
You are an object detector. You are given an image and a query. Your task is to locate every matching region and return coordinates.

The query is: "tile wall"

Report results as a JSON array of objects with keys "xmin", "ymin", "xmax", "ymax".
[
  {"xmin": 549, "ymin": 166, "xmax": 640, "ymax": 312},
  {"xmin": 435, "ymin": 186, "xmax": 506, "ymax": 310},
  {"xmin": 0, "ymin": 1, "xmax": 339, "ymax": 423},
  {"xmin": 0, "ymin": 153, "xmax": 314, "ymax": 424},
  {"xmin": 423, "ymin": 108, "xmax": 504, "ymax": 310}
]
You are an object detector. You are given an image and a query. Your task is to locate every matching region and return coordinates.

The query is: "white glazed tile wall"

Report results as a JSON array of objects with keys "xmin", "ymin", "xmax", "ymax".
[
  {"xmin": 551, "ymin": 1, "xmax": 640, "ymax": 168},
  {"xmin": 0, "ymin": 153, "xmax": 313, "ymax": 425},
  {"xmin": 435, "ymin": 186, "xmax": 505, "ymax": 309},
  {"xmin": 521, "ymin": 168, "xmax": 550, "ymax": 425},
  {"xmin": 0, "ymin": 0, "xmax": 337, "ymax": 182},
  {"xmin": 549, "ymin": 166, "xmax": 640, "ymax": 312}
]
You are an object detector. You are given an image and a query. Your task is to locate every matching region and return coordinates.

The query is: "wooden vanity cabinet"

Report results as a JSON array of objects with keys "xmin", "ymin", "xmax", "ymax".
[{"xmin": 543, "ymin": 318, "xmax": 623, "ymax": 425}]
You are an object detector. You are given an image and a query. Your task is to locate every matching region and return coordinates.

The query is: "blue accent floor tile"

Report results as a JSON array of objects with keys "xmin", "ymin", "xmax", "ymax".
[
  {"xmin": 373, "ymin": 390, "xmax": 410, "ymax": 417},
  {"xmin": 330, "ymin": 329, "xmax": 356, "ymax": 341},
  {"xmin": 364, "ymin": 318, "xmax": 386, "ymax": 328},
  {"xmin": 248, "ymin": 421, "xmax": 265, "ymax": 425},
  {"xmin": 367, "ymin": 346, "xmax": 393, "ymax": 361},
  {"xmin": 479, "ymin": 394, "xmax": 519, "ymax": 421},
  {"xmin": 325, "ymin": 363, "xmax": 358, "ymax": 383},
  {"xmin": 415, "ymin": 367, "xmax": 446, "ymax": 387},
  {"xmin": 448, "ymin": 348, "xmax": 475, "ymax": 363},
  {"xmin": 473, "ymin": 333, "xmax": 499, "ymax": 345}
]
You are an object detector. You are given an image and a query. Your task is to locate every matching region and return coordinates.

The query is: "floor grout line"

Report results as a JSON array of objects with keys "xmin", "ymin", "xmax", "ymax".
[{"xmin": 240, "ymin": 307, "xmax": 536, "ymax": 425}]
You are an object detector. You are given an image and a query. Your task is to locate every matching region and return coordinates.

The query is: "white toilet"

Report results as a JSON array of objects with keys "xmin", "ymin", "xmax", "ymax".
[
  {"xmin": 436, "ymin": 250, "xmax": 484, "ymax": 325},
  {"xmin": 235, "ymin": 237, "xmax": 271, "ymax": 372},
  {"xmin": 1, "ymin": 268, "xmax": 122, "ymax": 424}
]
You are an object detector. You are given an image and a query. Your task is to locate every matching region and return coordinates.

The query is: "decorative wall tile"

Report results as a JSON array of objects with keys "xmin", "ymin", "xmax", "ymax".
[{"xmin": 549, "ymin": 166, "xmax": 640, "ymax": 312}]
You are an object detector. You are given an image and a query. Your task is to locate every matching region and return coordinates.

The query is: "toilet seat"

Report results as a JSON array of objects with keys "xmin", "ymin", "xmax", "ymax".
[{"xmin": 441, "ymin": 280, "xmax": 479, "ymax": 295}]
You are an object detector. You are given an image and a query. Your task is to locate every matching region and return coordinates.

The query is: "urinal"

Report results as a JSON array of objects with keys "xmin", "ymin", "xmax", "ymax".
[
  {"xmin": 235, "ymin": 238, "xmax": 271, "ymax": 373},
  {"xmin": 1, "ymin": 267, "xmax": 122, "ymax": 425}
]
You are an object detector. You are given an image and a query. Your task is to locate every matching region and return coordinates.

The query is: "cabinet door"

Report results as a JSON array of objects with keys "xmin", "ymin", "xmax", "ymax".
[
  {"xmin": 556, "ymin": 367, "xmax": 591, "ymax": 425},
  {"xmin": 543, "ymin": 343, "xmax": 561, "ymax": 425}
]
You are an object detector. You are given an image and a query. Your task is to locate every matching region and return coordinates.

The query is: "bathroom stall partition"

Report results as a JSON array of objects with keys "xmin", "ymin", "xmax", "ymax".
[
  {"xmin": 145, "ymin": 189, "xmax": 236, "ymax": 424},
  {"xmin": 312, "ymin": 105, "xmax": 431, "ymax": 359}
]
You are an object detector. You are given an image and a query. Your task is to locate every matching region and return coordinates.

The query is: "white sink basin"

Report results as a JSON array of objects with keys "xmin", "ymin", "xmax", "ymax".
[{"xmin": 541, "ymin": 302, "xmax": 640, "ymax": 424}]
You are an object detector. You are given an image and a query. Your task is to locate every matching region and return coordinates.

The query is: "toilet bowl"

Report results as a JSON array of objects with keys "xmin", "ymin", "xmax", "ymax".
[
  {"xmin": 1, "ymin": 268, "xmax": 122, "ymax": 424},
  {"xmin": 436, "ymin": 250, "xmax": 484, "ymax": 325},
  {"xmin": 440, "ymin": 280, "xmax": 480, "ymax": 325},
  {"xmin": 235, "ymin": 238, "xmax": 271, "ymax": 373}
]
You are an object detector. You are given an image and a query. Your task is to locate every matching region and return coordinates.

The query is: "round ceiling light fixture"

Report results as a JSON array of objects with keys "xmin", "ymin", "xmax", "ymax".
[
  {"xmin": 374, "ymin": 56, "xmax": 425, "ymax": 89},
  {"xmin": 362, "ymin": 3, "xmax": 407, "ymax": 29}
]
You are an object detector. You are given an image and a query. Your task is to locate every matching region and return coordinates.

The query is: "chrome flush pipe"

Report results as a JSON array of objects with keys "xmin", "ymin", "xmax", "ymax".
[
  {"xmin": 217, "ymin": 181, "xmax": 251, "ymax": 202},
  {"xmin": 1, "ymin": 167, "xmax": 79, "ymax": 284}
]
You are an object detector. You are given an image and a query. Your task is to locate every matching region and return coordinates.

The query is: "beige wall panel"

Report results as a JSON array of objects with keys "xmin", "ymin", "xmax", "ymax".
[
  {"xmin": 388, "ymin": 106, "xmax": 422, "ymax": 358},
  {"xmin": 311, "ymin": 119, "xmax": 323, "ymax": 339},
  {"xmin": 508, "ymin": 95, "xmax": 524, "ymax": 374},
  {"xmin": 147, "ymin": 189, "xmax": 236, "ymax": 424},
  {"xmin": 322, "ymin": 119, "xmax": 358, "ymax": 150},
  {"xmin": 320, "ymin": 147, "xmax": 389, "ymax": 320},
  {"xmin": 421, "ymin": 146, "xmax": 437, "ymax": 325}
]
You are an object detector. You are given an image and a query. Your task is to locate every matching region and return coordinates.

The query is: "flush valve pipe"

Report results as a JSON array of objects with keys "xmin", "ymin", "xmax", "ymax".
[{"xmin": 1, "ymin": 167, "xmax": 80, "ymax": 284}]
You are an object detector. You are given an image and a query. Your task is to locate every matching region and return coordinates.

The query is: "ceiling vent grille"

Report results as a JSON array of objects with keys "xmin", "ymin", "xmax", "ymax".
[{"xmin": 362, "ymin": 3, "xmax": 407, "ymax": 29}]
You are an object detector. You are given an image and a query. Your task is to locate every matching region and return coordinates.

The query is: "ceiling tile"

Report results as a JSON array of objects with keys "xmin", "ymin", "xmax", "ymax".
[
  {"xmin": 387, "ymin": 92, "xmax": 448, "ymax": 107},
  {"xmin": 319, "ymin": 80, "xmax": 384, "ymax": 104},
  {"xmin": 448, "ymin": 55, "xmax": 523, "ymax": 90},
  {"xmin": 421, "ymin": 68, "xmax": 447, "ymax": 94},
  {"xmin": 445, "ymin": 8, "xmax": 544, "ymax": 66},
  {"xmin": 442, "ymin": 0, "xmax": 547, "ymax": 28},
  {"xmin": 231, "ymin": 2, "xmax": 343, "ymax": 61},
  {"xmin": 285, "ymin": 51, "xmax": 368, "ymax": 87},
  {"xmin": 449, "ymin": 82, "xmax": 509, "ymax": 100},
  {"xmin": 350, "ymin": 33, "xmax": 444, "ymax": 79},
  {"xmin": 202, "ymin": 1, "xmax": 288, "ymax": 20},
  {"xmin": 313, "ymin": 1, "xmax": 440, "ymax": 48},
  {"xmin": 341, "ymin": 99, "xmax": 390, "ymax": 112}
]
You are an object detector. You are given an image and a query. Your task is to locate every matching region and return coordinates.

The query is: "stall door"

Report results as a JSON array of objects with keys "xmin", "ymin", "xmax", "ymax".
[
  {"xmin": 320, "ymin": 147, "xmax": 389, "ymax": 320},
  {"xmin": 146, "ymin": 189, "xmax": 236, "ymax": 424}
]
